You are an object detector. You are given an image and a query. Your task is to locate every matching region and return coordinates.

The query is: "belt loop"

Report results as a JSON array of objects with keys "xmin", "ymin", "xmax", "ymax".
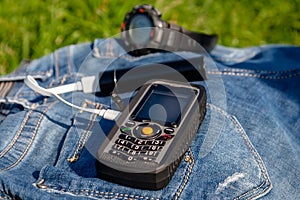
[{"xmin": 0, "ymin": 81, "xmax": 15, "ymax": 98}]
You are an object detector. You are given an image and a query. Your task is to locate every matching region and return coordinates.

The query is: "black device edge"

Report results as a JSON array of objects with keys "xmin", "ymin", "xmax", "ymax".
[
  {"xmin": 95, "ymin": 82, "xmax": 207, "ymax": 190},
  {"xmin": 97, "ymin": 56, "xmax": 206, "ymax": 96}
]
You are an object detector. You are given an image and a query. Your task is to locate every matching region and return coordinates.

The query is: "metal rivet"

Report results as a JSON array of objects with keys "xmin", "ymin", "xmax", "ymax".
[
  {"xmin": 36, "ymin": 179, "xmax": 48, "ymax": 189},
  {"xmin": 67, "ymin": 156, "xmax": 79, "ymax": 163},
  {"xmin": 185, "ymin": 155, "xmax": 191, "ymax": 163}
]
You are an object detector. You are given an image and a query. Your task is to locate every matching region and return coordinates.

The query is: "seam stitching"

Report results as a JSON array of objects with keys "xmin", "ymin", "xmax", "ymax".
[
  {"xmin": 231, "ymin": 116, "xmax": 272, "ymax": 200},
  {"xmin": 207, "ymin": 70, "xmax": 300, "ymax": 79},
  {"xmin": 173, "ymin": 148, "xmax": 195, "ymax": 200},
  {"xmin": 35, "ymin": 186, "xmax": 160, "ymax": 200},
  {"xmin": 209, "ymin": 68, "xmax": 299, "ymax": 74},
  {"xmin": 0, "ymin": 102, "xmax": 57, "ymax": 172},
  {"xmin": 208, "ymin": 104, "xmax": 272, "ymax": 199},
  {"xmin": 0, "ymin": 110, "xmax": 33, "ymax": 158},
  {"xmin": 37, "ymin": 144, "xmax": 194, "ymax": 200},
  {"xmin": 67, "ymin": 102, "xmax": 102, "ymax": 162}
]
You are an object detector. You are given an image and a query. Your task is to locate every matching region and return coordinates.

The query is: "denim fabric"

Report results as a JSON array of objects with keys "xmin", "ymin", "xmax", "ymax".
[{"xmin": 0, "ymin": 39, "xmax": 299, "ymax": 200}]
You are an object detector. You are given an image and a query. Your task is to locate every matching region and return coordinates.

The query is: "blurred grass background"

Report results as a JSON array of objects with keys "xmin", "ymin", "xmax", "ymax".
[{"xmin": 0, "ymin": 0, "xmax": 299, "ymax": 75}]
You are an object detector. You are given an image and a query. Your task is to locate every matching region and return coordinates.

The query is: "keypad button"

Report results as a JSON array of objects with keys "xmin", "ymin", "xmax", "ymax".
[
  {"xmin": 142, "ymin": 156, "xmax": 148, "ymax": 161},
  {"xmin": 112, "ymin": 126, "xmax": 168, "ymax": 162},
  {"xmin": 146, "ymin": 140, "xmax": 165, "ymax": 146},
  {"xmin": 142, "ymin": 145, "xmax": 161, "ymax": 151},
  {"xmin": 164, "ymin": 128, "xmax": 175, "ymax": 134},
  {"xmin": 158, "ymin": 134, "xmax": 175, "ymax": 141},
  {"xmin": 141, "ymin": 126, "xmax": 153, "ymax": 136},
  {"xmin": 128, "ymin": 150, "xmax": 137, "ymax": 156},
  {"xmin": 135, "ymin": 139, "xmax": 147, "ymax": 145},
  {"xmin": 119, "ymin": 134, "xmax": 135, "ymax": 143},
  {"xmin": 120, "ymin": 126, "xmax": 131, "ymax": 134},
  {"xmin": 125, "ymin": 120, "xmax": 135, "ymax": 127},
  {"xmin": 127, "ymin": 156, "xmax": 134, "ymax": 161},
  {"xmin": 133, "ymin": 123, "xmax": 162, "ymax": 139},
  {"xmin": 132, "ymin": 144, "xmax": 143, "ymax": 151},
  {"xmin": 141, "ymin": 150, "xmax": 159, "ymax": 157},
  {"xmin": 113, "ymin": 144, "xmax": 125, "ymax": 151},
  {"xmin": 110, "ymin": 150, "xmax": 118, "ymax": 155}
]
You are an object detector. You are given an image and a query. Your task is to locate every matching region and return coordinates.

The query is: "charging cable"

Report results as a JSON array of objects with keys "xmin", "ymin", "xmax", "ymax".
[{"xmin": 24, "ymin": 75, "xmax": 120, "ymax": 121}]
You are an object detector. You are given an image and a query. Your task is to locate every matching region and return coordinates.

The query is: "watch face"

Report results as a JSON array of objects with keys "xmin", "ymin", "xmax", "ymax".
[{"xmin": 129, "ymin": 14, "xmax": 153, "ymax": 46}]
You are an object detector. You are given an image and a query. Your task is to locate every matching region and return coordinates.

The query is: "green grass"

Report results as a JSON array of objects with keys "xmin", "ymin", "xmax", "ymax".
[{"xmin": 0, "ymin": 0, "xmax": 299, "ymax": 75}]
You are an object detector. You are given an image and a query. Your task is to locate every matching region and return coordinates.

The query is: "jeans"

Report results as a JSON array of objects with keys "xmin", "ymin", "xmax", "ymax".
[{"xmin": 0, "ymin": 39, "xmax": 299, "ymax": 200}]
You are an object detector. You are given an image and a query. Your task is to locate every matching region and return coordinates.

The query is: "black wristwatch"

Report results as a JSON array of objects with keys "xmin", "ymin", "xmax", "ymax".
[{"xmin": 120, "ymin": 4, "xmax": 218, "ymax": 56}]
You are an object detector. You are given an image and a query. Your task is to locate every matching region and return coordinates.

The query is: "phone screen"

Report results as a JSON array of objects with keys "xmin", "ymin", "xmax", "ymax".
[{"xmin": 133, "ymin": 84, "xmax": 197, "ymax": 126}]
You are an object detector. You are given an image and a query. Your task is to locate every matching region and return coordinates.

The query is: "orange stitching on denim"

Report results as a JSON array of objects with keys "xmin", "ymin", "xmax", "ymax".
[
  {"xmin": 34, "ymin": 183, "xmax": 160, "ymax": 200},
  {"xmin": 67, "ymin": 102, "xmax": 102, "ymax": 162},
  {"xmin": 84, "ymin": 100, "xmax": 100, "ymax": 107},
  {"xmin": 0, "ymin": 110, "xmax": 33, "ymax": 158},
  {"xmin": 38, "ymin": 99, "xmax": 194, "ymax": 199},
  {"xmin": 60, "ymin": 75, "xmax": 67, "ymax": 85},
  {"xmin": 0, "ymin": 102, "xmax": 57, "ymax": 172},
  {"xmin": 37, "ymin": 151, "xmax": 194, "ymax": 200},
  {"xmin": 173, "ymin": 149, "xmax": 194, "ymax": 200}
]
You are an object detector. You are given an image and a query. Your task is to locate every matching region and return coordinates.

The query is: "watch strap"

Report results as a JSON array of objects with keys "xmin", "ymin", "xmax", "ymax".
[{"xmin": 167, "ymin": 23, "xmax": 218, "ymax": 52}]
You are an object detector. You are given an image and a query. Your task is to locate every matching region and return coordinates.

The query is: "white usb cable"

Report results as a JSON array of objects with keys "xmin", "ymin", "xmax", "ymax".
[{"xmin": 24, "ymin": 75, "xmax": 120, "ymax": 121}]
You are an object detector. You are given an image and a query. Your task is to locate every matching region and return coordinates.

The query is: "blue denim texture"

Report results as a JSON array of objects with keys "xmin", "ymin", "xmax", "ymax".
[{"xmin": 0, "ymin": 39, "xmax": 299, "ymax": 200}]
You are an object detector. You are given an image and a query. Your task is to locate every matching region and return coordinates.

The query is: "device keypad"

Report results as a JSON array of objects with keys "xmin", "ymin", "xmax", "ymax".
[
  {"xmin": 108, "ymin": 120, "xmax": 177, "ymax": 162},
  {"xmin": 110, "ymin": 132, "xmax": 170, "ymax": 162}
]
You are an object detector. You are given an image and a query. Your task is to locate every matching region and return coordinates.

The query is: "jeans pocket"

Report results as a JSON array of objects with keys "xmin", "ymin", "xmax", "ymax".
[
  {"xmin": 32, "ymin": 102, "xmax": 272, "ymax": 200},
  {"xmin": 179, "ymin": 104, "xmax": 272, "ymax": 199},
  {"xmin": 34, "ymin": 149, "xmax": 194, "ymax": 200},
  {"xmin": 33, "ymin": 100, "xmax": 196, "ymax": 200},
  {"xmin": 0, "ymin": 99, "xmax": 73, "ymax": 173}
]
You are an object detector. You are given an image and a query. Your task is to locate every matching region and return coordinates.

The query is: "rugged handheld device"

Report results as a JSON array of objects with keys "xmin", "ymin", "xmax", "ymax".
[{"xmin": 96, "ymin": 80, "xmax": 206, "ymax": 190}]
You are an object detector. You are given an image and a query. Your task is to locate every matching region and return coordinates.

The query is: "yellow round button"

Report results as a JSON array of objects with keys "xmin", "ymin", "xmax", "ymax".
[{"xmin": 141, "ymin": 126, "xmax": 153, "ymax": 135}]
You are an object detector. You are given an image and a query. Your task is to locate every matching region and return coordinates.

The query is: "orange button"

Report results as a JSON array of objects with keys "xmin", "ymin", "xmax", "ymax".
[{"xmin": 142, "ymin": 127, "xmax": 153, "ymax": 135}]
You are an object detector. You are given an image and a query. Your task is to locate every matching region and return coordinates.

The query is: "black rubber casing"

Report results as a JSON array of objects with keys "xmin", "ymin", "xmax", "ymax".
[{"xmin": 96, "ymin": 80, "xmax": 206, "ymax": 190}]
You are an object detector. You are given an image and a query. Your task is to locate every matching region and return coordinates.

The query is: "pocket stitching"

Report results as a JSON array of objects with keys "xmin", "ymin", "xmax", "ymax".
[
  {"xmin": 208, "ymin": 104, "xmax": 272, "ymax": 199},
  {"xmin": 0, "ymin": 101, "xmax": 57, "ymax": 172},
  {"xmin": 35, "ymin": 185, "xmax": 161, "ymax": 200},
  {"xmin": 67, "ymin": 101, "xmax": 103, "ymax": 162},
  {"xmin": 0, "ymin": 110, "xmax": 33, "ymax": 158},
  {"xmin": 36, "ymin": 150, "xmax": 195, "ymax": 200},
  {"xmin": 36, "ymin": 96, "xmax": 195, "ymax": 199},
  {"xmin": 230, "ymin": 116, "xmax": 272, "ymax": 200},
  {"xmin": 173, "ymin": 148, "xmax": 195, "ymax": 200}
]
